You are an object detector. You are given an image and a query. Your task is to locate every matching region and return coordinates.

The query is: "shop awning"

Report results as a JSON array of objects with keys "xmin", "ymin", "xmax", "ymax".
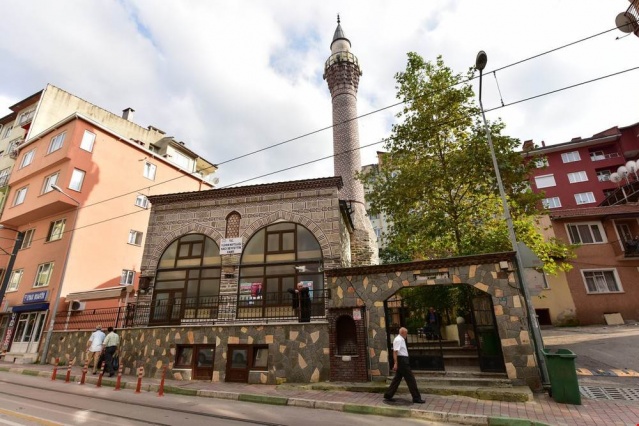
[
  {"xmin": 12, "ymin": 303, "xmax": 49, "ymax": 313},
  {"xmin": 65, "ymin": 285, "xmax": 133, "ymax": 301}
]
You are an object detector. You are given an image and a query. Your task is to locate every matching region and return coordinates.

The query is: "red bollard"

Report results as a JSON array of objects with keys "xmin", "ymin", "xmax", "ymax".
[
  {"xmin": 51, "ymin": 357, "xmax": 60, "ymax": 381},
  {"xmin": 65, "ymin": 358, "xmax": 75, "ymax": 383},
  {"xmin": 158, "ymin": 366, "xmax": 167, "ymax": 397},
  {"xmin": 135, "ymin": 366, "xmax": 144, "ymax": 393},
  {"xmin": 96, "ymin": 361, "xmax": 105, "ymax": 388},
  {"xmin": 80, "ymin": 357, "xmax": 89, "ymax": 385},
  {"xmin": 114, "ymin": 363, "xmax": 123, "ymax": 391}
]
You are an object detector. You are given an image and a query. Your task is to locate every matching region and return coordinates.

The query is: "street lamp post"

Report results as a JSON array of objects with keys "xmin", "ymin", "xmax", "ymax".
[
  {"xmin": 0, "ymin": 226, "xmax": 25, "ymax": 309},
  {"xmin": 40, "ymin": 185, "xmax": 80, "ymax": 364},
  {"xmin": 475, "ymin": 51, "xmax": 549, "ymax": 386}
]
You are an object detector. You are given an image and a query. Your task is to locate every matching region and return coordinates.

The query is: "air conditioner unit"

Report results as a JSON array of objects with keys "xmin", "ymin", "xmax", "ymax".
[{"xmin": 70, "ymin": 301, "xmax": 86, "ymax": 312}]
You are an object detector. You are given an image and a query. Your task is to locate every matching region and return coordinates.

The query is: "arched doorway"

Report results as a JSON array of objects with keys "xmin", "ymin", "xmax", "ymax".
[{"xmin": 384, "ymin": 284, "xmax": 505, "ymax": 373}]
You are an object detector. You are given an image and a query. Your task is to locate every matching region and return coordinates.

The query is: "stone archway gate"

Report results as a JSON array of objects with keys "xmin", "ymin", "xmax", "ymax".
[{"xmin": 326, "ymin": 251, "xmax": 542, "ymax": 390}]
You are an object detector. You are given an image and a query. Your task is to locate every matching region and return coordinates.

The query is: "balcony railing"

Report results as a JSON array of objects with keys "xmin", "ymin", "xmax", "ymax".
[
  {"xmin": 54, "ymin": 304, "xmax": 135, "ymax": 331},
  {"xmin": 52, "ymin": 291, "xmax": 330, "ymax": 330}
]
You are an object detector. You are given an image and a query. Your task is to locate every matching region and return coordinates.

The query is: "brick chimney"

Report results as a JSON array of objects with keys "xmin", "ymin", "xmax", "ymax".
[{"xmin": 122, "ymin": 108, "xmax": 135, "ymax": 121}]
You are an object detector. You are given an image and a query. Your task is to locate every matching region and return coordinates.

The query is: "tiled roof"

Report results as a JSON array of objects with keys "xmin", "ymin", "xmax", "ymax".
[
  {"xmin": 148, "ymin": 176, "xmax": 344, "ymax": 204},
  {"xmin": 549, "ymin": 203, "xmax": 639, "ymax": 219},
  {"xmin": 325, "ymin": 251, "xmax": 515, "ymax": 277}
]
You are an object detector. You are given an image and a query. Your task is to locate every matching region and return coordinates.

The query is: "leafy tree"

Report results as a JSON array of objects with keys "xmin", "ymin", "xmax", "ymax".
[{"xmin": 360, "ymin": 53, "xmax": 573, "ymax": 272}]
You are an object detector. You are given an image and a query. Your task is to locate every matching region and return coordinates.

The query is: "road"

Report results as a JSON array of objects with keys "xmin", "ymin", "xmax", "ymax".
[
  {"xmin": 542, "ymin": 323, "xmax": 639, "ymax": 387},
  {"xmin": 0, "ymin": 373, "xmax": 456, "ymax": 426}
]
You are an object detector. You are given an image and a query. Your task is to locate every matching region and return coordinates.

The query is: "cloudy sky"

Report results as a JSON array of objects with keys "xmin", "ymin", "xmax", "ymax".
[{"xmin": 1, "ymin": 0, "xmax": 638, "ymax": 188}]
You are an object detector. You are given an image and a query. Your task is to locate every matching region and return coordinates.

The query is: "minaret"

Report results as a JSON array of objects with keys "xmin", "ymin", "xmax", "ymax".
[{"xmin": 324, "ymin": 16, "xmax": 378, "ymax": 266}]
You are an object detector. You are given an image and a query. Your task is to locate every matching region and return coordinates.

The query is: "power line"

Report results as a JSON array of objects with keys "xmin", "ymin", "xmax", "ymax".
[
  {"xmin": 51, "ymin": 23, "xmax": 625, "ymax": 215},
  {"xmin": 5, "ymin": 62, "xmax": 638, "ymax": 253}
]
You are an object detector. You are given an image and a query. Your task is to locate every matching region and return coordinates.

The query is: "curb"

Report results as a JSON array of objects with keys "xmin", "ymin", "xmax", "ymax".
[{"xmin": 0, "ymin": 367, "xmax": 551, "ymax": 426}]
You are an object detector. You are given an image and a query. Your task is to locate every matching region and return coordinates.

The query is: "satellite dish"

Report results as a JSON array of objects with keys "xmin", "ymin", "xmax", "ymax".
[
  {"xmin": 626, "ymin": 160, "xmax": 637, "ymax": 174},
  {"xmin": 212, "ymin": 177, "xmax": 220, "ymax": 185},
  {"xmin": 616, "ymin": 12, "xmax": 637, "ymax": 33},
  {"xmin": 610, "ymin": 172, "xmax": 622, "ymax": 183},
  {"xmin": 618, "ymin": 165, "xmax": 629, "ymax": 177}
]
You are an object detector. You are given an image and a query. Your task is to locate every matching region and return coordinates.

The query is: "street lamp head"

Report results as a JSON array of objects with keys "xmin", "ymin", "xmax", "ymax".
[
  {"xmin": 475, "ymin": 50, "xmax": 488, "ymax": 72},
  {"xmin": 51, "ymin": 184, "xmax": 62, "ymax": 193}
]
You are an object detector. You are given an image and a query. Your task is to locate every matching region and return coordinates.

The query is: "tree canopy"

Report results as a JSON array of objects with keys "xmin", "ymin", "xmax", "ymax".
[{"xmin": 360, "ymin": 53, "xmax": 573, "ymax": 273}]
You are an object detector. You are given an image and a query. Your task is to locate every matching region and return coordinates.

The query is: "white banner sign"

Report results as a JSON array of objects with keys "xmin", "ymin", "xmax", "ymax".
[{"xmin": 220, "ymin": 237, "xmax": 243, "ymax": 255}]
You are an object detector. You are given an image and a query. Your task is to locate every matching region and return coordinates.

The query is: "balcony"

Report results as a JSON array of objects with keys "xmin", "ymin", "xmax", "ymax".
[{"xmin": 54, "ymin": 290, "xmax": 331, "ymax": 330}]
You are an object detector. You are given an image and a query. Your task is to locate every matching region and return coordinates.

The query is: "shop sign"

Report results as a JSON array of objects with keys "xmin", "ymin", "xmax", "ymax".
[
  {"xmin": 1, "ymin": 312, "xmax": 17, "ymax": 351},
  {"xmin": 220, "ymin": 238, "xmax": 243, "ymax": 255},
  {"xmin": 23, "ymin": 291, "xmax": 48, "ymax": 304}
]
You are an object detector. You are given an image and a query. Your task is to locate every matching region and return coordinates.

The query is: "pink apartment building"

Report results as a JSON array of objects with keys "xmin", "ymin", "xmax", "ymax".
[{"xmin": 0, "ymin": 85, "xmax": 216, "ymax": 362}]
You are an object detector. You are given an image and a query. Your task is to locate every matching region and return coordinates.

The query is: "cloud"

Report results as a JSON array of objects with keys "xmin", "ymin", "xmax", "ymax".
[{"xmin": 1, "ymin": 0, "xmax": 637, "ymax": 188}]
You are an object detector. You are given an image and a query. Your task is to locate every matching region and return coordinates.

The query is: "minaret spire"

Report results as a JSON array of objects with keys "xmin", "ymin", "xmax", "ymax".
[{"xmin": 323, "ymin": 18, "xmax": 378, "ymax": 266}]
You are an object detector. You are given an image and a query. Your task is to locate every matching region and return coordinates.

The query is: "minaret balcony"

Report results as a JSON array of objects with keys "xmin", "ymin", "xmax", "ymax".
[{"xmin": 324, "ymin": 51, "xmax": 361, "ymax": 73}]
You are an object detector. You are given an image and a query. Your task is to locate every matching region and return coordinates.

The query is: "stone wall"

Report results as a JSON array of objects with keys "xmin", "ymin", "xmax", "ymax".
[
  {"xmin": 326, "ymin": 255, "xmax": 543, "ymax": 390},
  {"xmin": 47, "ymin": 322, "xmax": 330, "ymax": 384}
]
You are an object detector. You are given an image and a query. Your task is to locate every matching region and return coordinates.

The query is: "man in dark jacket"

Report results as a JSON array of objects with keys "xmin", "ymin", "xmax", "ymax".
[{"xmin": 288, "ymin": 283, "xmax": 311, "ymax": 322}]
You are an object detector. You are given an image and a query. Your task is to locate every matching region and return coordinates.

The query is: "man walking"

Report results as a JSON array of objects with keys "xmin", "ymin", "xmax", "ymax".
[
  {"xmin": 384, "ymin": 327, "xmax": 425, "ymax": 403},
  {"xmin": 86, "ymin": 325, "xmax": 105, "ymax": 374},
  {"xmin": 102, "ymin": 327, "xmax": 120, "ymax": 377}
]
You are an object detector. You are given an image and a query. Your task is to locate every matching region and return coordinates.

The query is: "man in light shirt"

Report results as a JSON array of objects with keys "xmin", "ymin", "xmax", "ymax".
[
  {"xmin": 86, "ymin": 325, "xmax": 105, "ymax": 374},
  {"xmin": 383, "ymin": 327, "xmax": 425, "ymax": 403},
  {"xmin": 102, "ymin": 326, "xmax": 120, "ymax": 377}
]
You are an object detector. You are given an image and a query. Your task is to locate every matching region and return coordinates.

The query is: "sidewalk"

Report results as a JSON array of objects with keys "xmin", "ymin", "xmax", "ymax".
[{"xmin": 1, "ymin": 361, "xmax": 638, "ymax": 426}]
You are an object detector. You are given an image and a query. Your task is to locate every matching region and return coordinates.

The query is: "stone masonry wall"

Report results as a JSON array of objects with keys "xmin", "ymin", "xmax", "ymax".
[
  {"xmin": 47, "ymin": 322, "xmax": 329, "ymax": 384},
  {"xmin": 328, "ymin": 261, "xmax": 542, "ymax": 390}
]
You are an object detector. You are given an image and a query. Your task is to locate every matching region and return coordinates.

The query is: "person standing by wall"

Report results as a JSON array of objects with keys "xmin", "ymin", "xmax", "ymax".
[
  {"xmin": 102, "ymin": 326, "xmax": 120, "ymax": 377},
  {"xmin": 383, "ymin": 327, "xmax": 424, "ymax": 404},
  {"xmin": 86, "ymin": 325, "xmax": 105, "ymax": 375}
]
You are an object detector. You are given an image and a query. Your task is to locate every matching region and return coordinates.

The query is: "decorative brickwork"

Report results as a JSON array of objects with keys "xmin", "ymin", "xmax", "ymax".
[
  {"xmin": 225, "ymin": 211, "xmax": 241, "ymax": 238},
  {"xmin": 328, "ymin": 307, "xmax": 368, "ymax": 382}
]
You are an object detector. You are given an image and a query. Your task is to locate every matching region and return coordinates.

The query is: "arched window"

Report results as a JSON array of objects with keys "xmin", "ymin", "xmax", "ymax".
[
  {"xmin": 336, "ymin": 315, "xmax": 358, "ymax": 355},
  {"xmin": 150, "ymin": 234, "xmax": 221, "ymax": 324},
  {"xmin": 238, "ymin": 222, "xmax": 323, "ymax": 318}
]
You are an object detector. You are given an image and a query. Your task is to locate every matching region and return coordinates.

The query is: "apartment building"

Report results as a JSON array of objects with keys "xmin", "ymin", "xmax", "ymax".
[
  {"xmin": 524, "ymin": 121, "xmax": 639, "ymax": 325},
  {"xmin": 0, "ymin": 85, "xmax": 216, "ymax": 361}
]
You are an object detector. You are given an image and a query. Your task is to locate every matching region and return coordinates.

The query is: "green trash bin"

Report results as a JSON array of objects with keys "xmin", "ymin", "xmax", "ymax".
[{"xmin": 543, "ymin": 348, "xmax": 581, "ymax": 405}]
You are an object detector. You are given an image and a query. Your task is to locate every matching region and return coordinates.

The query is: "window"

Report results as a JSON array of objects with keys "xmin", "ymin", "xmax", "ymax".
[
  {"xmin": 47, "ymin": 219, "xmax": 66, "ymax": 242},
  {"xmin": 128, "ymin": 230, "xmax": 144, "ymax": 245},
  {"xmin": 47, "ymin": 132, "xmax": 66, "ymax": 154},
  {"xmin": 121, "ymin": 270, "xmax": 135, "ymax": 285},
  {"xmin": 2, "ymin": 126, "xmax": 12, "ymax": 139},
  {"xmin": 534, "ymin": 174, "xmax": 556, "ymax": 189},
  {"xmin": 42, "ymin": 172, "xmax": 59, "ymax": 194},
  {"xmin": 566, "ymin": 223, "xmax": 604, "ymax": 244},
  {"xmin": 143, "ymin": 161, "xmax": 157, "ymax": 180},
  {"xmin": 574, "ymin": 192, "xmax": 595, "ymax": 205},
  {"xmin": 542, "ymin": 197, "xmax": 561, "ymax": 209},
  {"xmin": 80, "ymin": 130, "xmax": 95, "ymax": 152},
  {"xmin": 151, "ymin": 234, "xmax": 222, "ymax": 325},
  {"xmin": 20, "ymin": 228, "xmax": 35, "ymax": 249},
  {"xmin": 0, "ymin": 168, "xmax": 10, "ymax": 186},
  {"xmin": 567, "ymin": 171, "xmax": 588, "ymax": 183},
  {"xmin": 68, "ymin": 169, "xmax": 85, "ymax": 191},
  {"xmin": 13, "ymin": 186, "xmax": 27, "ymax": 206},
  {"xmin": 18, "ymin": 110, "xmax": 35, "ymax": 125},
  {"xmin": 239, "ymin": 223, "xmax": 324, "ymax": 316},
  {"xmin": 597, "ymin": 170, "xmax": 611, "ymax": 182},
  {"xmin": 561, "ymin": 151, "xmax": 581, "ymax": 163},
  {"xmin": 7, "ymin": 269, "xmax": 23, "ymax": 292},
  {"xmin": 135, "ymin": 194, "xmax": 149, "ymax": 209},
  {"xmin": 582, "ymin": 269, "xmax": 622, "ymax": 293},
  {"xmin": 34, "ymin": 263, "xmax": 54, "ymax": 287},
  {"xmin": 534, "ymin": 157, "xmax": 548, "ymax": 168},
  {"xmin": 19, "ymin": 149, "xmax": 35, "ymax": 168}
]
